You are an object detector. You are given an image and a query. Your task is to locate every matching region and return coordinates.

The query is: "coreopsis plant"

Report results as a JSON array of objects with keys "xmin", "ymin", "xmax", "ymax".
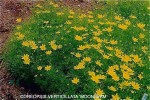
[{"xmin": 3, "ymin": 0, "xmax": 149, "ymax": 99}]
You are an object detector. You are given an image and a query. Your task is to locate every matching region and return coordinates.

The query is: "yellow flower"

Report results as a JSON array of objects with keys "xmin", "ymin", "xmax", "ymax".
[
  {"xmin": 83, "ymin": 57, "xmax": 91, "ymax": 62},
  {"xmin": 106, "ymin": 46, "xmax": 113, "ymax": 50},
  {"xmin": 103, "ymin": 54, "xmax": 110, "ymax": 59},
  {"xmin": 22, "ymin": 54, "xmax": 30, "ymax": 65},
  {"xmin": 51, "ymin": 44, "xmax": 57, "ymax": 50},
  {"xmin": 107, "ymin": 65, "xmax": 119, "ymax": 81},
  {"xmin": 22, "ymin": 54, "xmax": 29, "ymax": 60},
  {"xmin": 37, "ymin": 66, "xmax": 42, "ymax": 70},
  {"xmin": 118, "ymin": 24, "xmax": 128, "ymax": 30},
  {"xmin": 97, "ymin": 14, "xmax": 104, "ymax": 18},
  {"xmin": 56, "ymin": 12, "xmax": 64, "ymax": 16},
  {"xmin": 93, "ymin": 37, "xmax": 102, "ymax": 42},
  {"xmin": 85, "ymin": 44, "xmax": 91, "ymax": 49},
  {"xmin": 139, "ymin": 33, "xmax": 145, "ymax": 39},
  {"xmin": 75, "ymin": 35, "xmax": 83, "ymax": 41},
  {"xmin": 93, "ymin": 31, "xmax": 102, "ymax": 36},
  {"xmin": 75, "ymin": 53, "xmax": 81, "ymax": 58},
  {"xmin": 122, "ymin": 81, "xmax": 131, "ymax": 87},
  {"xmin": 96, "ymin": 39, "xmax": 103, "ymax": 44},
  {"xmin": 137, "ymin": 23, "xmax": 145, "ymax": 29},
  {"xmin": 79, "ymin": 14, "xmax": 86, "ymax": 19},
  {"xmin": 141, "ymin": 46, "xmax": 148, "ymax": 53},
  {"xmin": 131, "ymin": 55, "xmax": 141, "ymax": 63},
  {"xmin": 46, "ymin": 50, "xmax": 52, "ymax": 55},
  {"xmin": 93, "ymin": 25, "xmax": 99, "ymax": 30},
  {"xmin": 121, "ymin": 55, "xmax": 131, "ymax": 62},
  {"xmin": 138, "ymin": 74, "xmax": 143, "ymax": 80},
  {"xmin": 112, "ymin": 93, "xmax": 120, "ymax": 100},
  {"xmin": 112, "ymin": 75, "xmax": 120, "ymax": 81},
  {"xmin": 89, "ymin": 71, "xmax": 105, "ymax": 83},
  {"xmin": 22, "ymin": 41, "xmax": 29, "ymax": 47},
  {"xmin": 122, "ymin": 72, "xmax": 132, "ymax": 80},
  {"xmin": 68, "ymin": 15, "xmax": 74, "ymax": 19},
  {"xmin": 72, "ymin": 26, "xmax": 86, "ymax": 31},
  {"xmin": 114, "ymin": 15, "xmax": 122, "ymax": 21},
  {"xmin": 88, "ymin": 71, "xmax": 95, "ymax": 76},
  {"xmin": 96, "ymin": 88, "xmax": 104, "ymax": 95},
  {"xmin": 72, "ymin": 77, "xmax": 79, "ymax": 84},
  {"xmin": 95, "ymin": 61, "xmax": 103, "ymax": 67},
  {"xmin": 125, "ymin": 20, "xmax": 131, "ymax": 25},
  {"xmin": 45, "ymin": 65, "xmax": 51, "ymax": 71},
  {"xmin": 77, "ymin": 45, "xmax": 86, "ymax": 50},
  {"xmin": 120, "ymin": 64, "xmax": 134, "ymax": 80},
  {"xmin": 49, "ymin": 41, "xmax": 60, "ymax": 50},
  {"xmin": 88, "ymin": 19, "xmax": 94, "ymax": 23},
  {"xmin": 115, "ymin": 48, "xmax": 123, "ymax": 58},
  {"xmin": 49, "ymin": 40, "xmax": 55, "ymax": 45},
  {"xmin": 92, "ymin": 44, "xmax": 100, "ymax": 50},
  {"xmin": 17, "ymin": 34, "xmax": 24, "ymax": 40},
  {"xmin": 28, "ymin": 41, "xmax": 35, "ymax": 45},
  {"xmin": 66, "ymin": 21, "xmax": 72, "ymax": 25},
  {"xmin": 16, "ymin": 18, "xmax": 22, "ymax": 23},
  {"xmin": 104, "ymin": 27, "xmax": 113, "ymax": 32},
  {"xmin": 132, "ymin": 37, "xmax": 138, "ymax": 42},
  {"xmin": 74, "ymin": 61, "xmax": 85, "ymax": 70},
  {"xmin": 31, "ymin": 44, "xmax": 38, "ymax": 50},
  {"xmin": 108, "ymin": 86, "xmax": 117, "ymax": 92},
  {"xmin": 40, "ymin": 44, "xmax": 46, "ymax": 51},
  {"xmin": 110, "ymin": 40, "xmax": 118, "ymax": 45},
  {"xmin": 131, "ymin": 81, "xmax": 140, "ymax": 90},
  {"xmin": 91, "ymin": 75, "xmax": 101, "ymax": 83}
]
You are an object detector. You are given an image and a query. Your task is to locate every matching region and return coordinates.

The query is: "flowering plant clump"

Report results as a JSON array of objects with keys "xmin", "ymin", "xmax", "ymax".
[{"xmin": 3, "ymin": 0, "xmax": 149, "ymax": 99}]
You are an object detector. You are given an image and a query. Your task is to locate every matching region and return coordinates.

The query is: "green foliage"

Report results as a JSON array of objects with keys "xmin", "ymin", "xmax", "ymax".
[{"xmin": 3, "ymin": 0, "xmax": 150, "ymax": 99}]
